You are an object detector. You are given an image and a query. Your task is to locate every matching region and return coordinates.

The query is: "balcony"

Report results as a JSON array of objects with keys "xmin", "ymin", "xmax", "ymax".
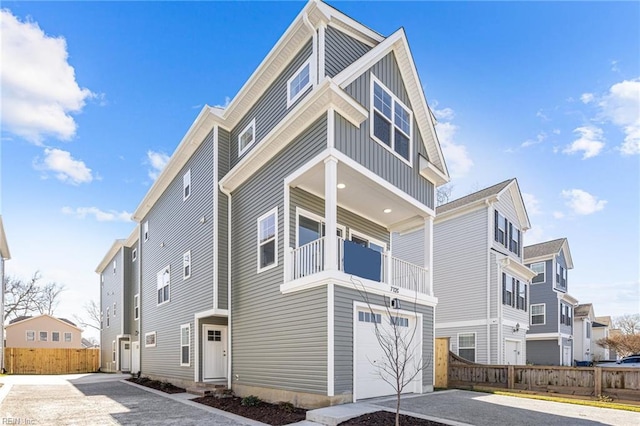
[{"xmin": 288, "ymin": 236, "xmax": 431, "ymax": 296}]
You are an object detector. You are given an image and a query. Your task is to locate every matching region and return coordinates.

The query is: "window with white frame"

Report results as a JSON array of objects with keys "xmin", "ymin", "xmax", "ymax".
[
  {"xmin": 530, "ymin": 262, "xmax": 545, "ymax": 283},
  {"xmin": 502, "ymin": 273, "xmax": 514, "ymax": 306},
  {"xmin": 183, "ymin": 251, "xmax": 191, "ymax": 279},
  {"xmin": 531, "ymin": 303, "xmax": 545, "ymax": 325},
  {"xmin": 112, "ymin": 341, "xmax": 116, "ymax": 362},
  {"xmin": 509, "ymin": 224, "xmax": 521, "ymax": 256},
  {"xmin": 556, "ymin": 262, "xmax": 567, "ymax": 289},
  {"xmin": 517, "ymin": 281, "xmax": 527, "ymax": 311},
  {"xmin": 145, "ymin": 331, "xmax": 157, "ymax": 347},
  {"xmin": 180, "ymin": 324, "xmax": 190, "ymax": 366},
  {"xmin": 257, "ymin": 207, "xmax": 277, "ymax": 271},
  {"xmin": 586, "ymin": 322, "xmax": 591, "ymax": 338},
  {"xmin": 296, "ymin": 209, "xmax": 345, "ymax": 247},
  {"xmin": 39, "ymin": 331, "xmax": 48, "ymax": 342},
  {"xmin": 113, "ymin": 260, "xmax": 117, "ymax": 274},
  {"xmin": 64, "ymin": 332, "xmax": 72, "ymax": 343},
  {"xmin": 134, "ymin": 294, "xmax": 139, "ymax": 320},
  {"xmin": 370, "ymin": 76, "xmax": 412, "ymax": 163},
  {"xmin": 132, "ymin": 248, "xmax": 137, "ymax": 262},
  {"xmin": 106, "ymin": 307, "xmax": 110, "ymax": 327},
  {"xmin": 52, "ymin": 331, "xmax": 60, "ymax": 342},
  {"xmin": 113, "ymin": 302, "xmax": 116, "ymax": 317},
  {"xmin": 238, "ymin": 119, "xmax": 256, "ymax": 156},
  {"xmin": 287, "ymin": 59, "xmax": 312, "ymax": 107},
  {"xmin": 358, "ymin": 311, "xmax": 382, "ymax": 324},
  {"xmin": 458, "ymin": 333, "xmax": 476, "ymax": 362},
  {"xmin": 26, "ymin": 330, "xmax": 35, "ymax": 341},
  {"xmin": 495, "ymin": 211, "xmax": 507, "ymax": 246},
  {"xmin": 183, "ymin": 169, "xmax": 191, "ymax": 200},
  {"xmin": 349, "ymin": 230, "xmax": 386, "ymax": 253},
  {"xmin": 157, "ymin": 266, "xmax": 170, "ymax": 305},
  {"xmin": 143, "ymin": 221, "xmax": 149, "ymax": 242}
]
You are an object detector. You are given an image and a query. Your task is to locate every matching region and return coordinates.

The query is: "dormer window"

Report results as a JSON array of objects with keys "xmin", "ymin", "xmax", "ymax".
[
  {"xmin": 287, "ymin": 59, "xmax": 312, "ymax": 107},
  {"xmin": 370, "ymin": 76, "xmax": 412, "ymax": 164}
]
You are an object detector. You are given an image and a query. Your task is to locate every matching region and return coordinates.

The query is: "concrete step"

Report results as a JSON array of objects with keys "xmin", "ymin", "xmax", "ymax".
[
  {"xmin": 185, "ymin": 383, "xmax": 228, "ymax": 397},
  {"xmin": 306, "ymin": 404, "xmax": 378, "ymax": 426}
]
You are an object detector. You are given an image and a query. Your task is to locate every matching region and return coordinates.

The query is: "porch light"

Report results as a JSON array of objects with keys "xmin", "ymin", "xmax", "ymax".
[
  {"xmin": 337, "ymin": 183, "xmax": 346, "ymax": 189},
  {"xmin": 383, "ymin": 208, "xmax": 392, "ymax": 214}
]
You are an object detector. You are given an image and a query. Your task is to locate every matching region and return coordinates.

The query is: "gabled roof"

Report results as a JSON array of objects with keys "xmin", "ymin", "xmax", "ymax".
[
  {"xmin": 0, "ymin": 215, "xmax": 10, "ymax": 260},
  {"xmin": 95, "ymin": 226, "xmax": 139, "ymax": 273},
  {"xmin": 435, "ymin": 179, "xmax": 531, "ymax": 230},
  {"xmin": 594, "ymin": 316, "xmax": 612, "ymax": 327},
  {"xmin": 574, "ymin": 303, "xmax": 595, "ymax": 320},
  {"xmin": 524, "ymin": 238, "xmax": 574, "ymax": 269},
  {"xmin": 5, "ymin": 314, "xmax": 83, "ymax": 331}
]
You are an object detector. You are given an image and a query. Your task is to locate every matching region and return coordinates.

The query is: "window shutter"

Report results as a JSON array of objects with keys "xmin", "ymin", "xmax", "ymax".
[
  {"xmin": 524, "ymin": 284, "xmax": 527, "ymax": 312},
  {"xmin": 517, "ymin": 229, "xmax": 522, "ymax": 256},
  {"xmin": 515, "ymin": 280, "xmax": 520, "ymax": 309},
  {"xmin": 506, "ymin": 221, "xmax": 511, "ymax": 248},
  {"xmin": 494, "ymin": 210, "xmax": 499, "ymax": 241}
]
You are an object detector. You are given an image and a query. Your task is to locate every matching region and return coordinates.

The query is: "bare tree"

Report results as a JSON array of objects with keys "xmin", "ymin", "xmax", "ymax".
[
  {"xmin": 73, "ymin": 300, "xmax": 101, "ymax": 332},
  {"xmin": 436, "ymin": 184, "xmax": 454, "ymax": 206},
  {"xmin": 35, "ymin": 282, "xmax": 66, "ymax": 315},
  {"xmin": 351, "ymin": 277, "xmax": 430, "ymax": 426},
  {"xmin": 613, "ymin": 314, "xmax": 640, "ymax": 335},
  {"xmin": 596, "ymin": 334, "xmax": 640, "ymax": 357},
  {"xmin": 3, "ymin": 272, "xmax": 65, "ymax": 321}
]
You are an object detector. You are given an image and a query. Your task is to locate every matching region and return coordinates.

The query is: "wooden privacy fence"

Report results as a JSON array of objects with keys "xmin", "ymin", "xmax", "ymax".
[
  {"xmin": 5, "ymin": 347, "xmax": 100, "ymax": 374},
  {"xmin": 449, "ymin": 361, "xmax": 640, "ymax": 401}
]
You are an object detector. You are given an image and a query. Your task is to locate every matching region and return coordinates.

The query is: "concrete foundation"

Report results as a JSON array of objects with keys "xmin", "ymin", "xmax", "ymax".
[{"xmin": 232, "ymin": 383, "xmax": 352, "ymax": 409}]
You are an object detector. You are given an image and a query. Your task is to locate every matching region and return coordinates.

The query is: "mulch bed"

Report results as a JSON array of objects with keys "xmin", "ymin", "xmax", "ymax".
[
  {"xmin": 192, "ymin": 396, "xmax": 307, "ymax": 426},
  {"xmin": 339, "ymin": 411, "xmax": 447, "ymax": 426},
  {"xmin": 126, "ymin": 377, "xmax": 186, "ymax": 394}
]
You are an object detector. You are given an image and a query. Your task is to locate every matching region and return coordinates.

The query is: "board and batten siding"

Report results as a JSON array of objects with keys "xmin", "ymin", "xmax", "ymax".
[
  {"xmin": 334, "ymin": 286, "xmax": 434, "ymax": 395},
  {"xmin": 339, "ymin": 53, "xmax": 434, "ymax": 210},
  {"xmin": 231, "ymin": 116, "xmax": 328, "ymax": 394},
  {"xmin": 218, "ymin": 128, "xmax": 231, "ymax": 310},
  {"xmin": 528, "ymin": 259, "xmax": 558, "ymax": 335},
  {"xmin": 433, "ymin": 208, "xmax": 488, "ymax": 323},
  {"xmin": 139, "ymin": 130, "xmax": 214, "ymax": 382},
  {"xmin": 527, "ymin": 339, "xmax": 560, "ymax": 365},
  {"xmin": 100, "ymin": 248, "xmax": 124, "ymax": 371},
  {"xmin": 290, "ymin": 187, "xmax": 389, "ymax": 249},
  {"xmin": 324, "ymin": 25, "xmax": 372, "ymax": 78},
  {"xmin": 392, "ymin": 228, "xmax": 425, "ymax": 268},
  {"xmin": 229, "ymin": 40, "xmax": 313, "ymax": 168},
  {"xmin": 127, "ymin": 240, "xmax": 140, "ymax": 341}
]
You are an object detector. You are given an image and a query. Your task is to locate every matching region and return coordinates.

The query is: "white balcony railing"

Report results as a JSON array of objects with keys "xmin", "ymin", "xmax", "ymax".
[{"xmin": 289, "ymin": 237, "xmax": 430, "ymax": 296}]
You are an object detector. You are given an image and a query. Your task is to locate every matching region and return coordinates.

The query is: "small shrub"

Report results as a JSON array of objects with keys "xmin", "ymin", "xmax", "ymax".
[
  {"xmin": 241, "ymin": 395, "xmax": 262, "ymax": 407},
  {"xmin": 278, "ymin": 401, "xmax": 295, "ymax": 412},
  {"xmin": 598, "ymin": 394, "xmax": 614, "ymax": 403}
]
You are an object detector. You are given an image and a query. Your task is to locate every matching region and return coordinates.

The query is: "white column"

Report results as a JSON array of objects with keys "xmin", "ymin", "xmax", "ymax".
[
  {"xmin": 424, "ymin": 216, "xmax": 434, "ymax": 296},
  {"xmin": 324, "ymin": 156, "xmax": 338, "ymax": 271}
]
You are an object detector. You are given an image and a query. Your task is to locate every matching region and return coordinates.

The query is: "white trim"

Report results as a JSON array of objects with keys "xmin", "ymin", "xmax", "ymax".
[
  {"xmin": 238, "ymin": 118, "xmax": 256, "ymax": 157},
  {"xmin": 530, "ymin": 261, "xmax": 545, "ymax": 284},
  {"xmin": 287, "ymin": 58, "xmax": 313, "ymax": 108},
  {"xmin": 183, "ymin": 169, "xmax": 192, "ymax": 201},
  {"xmin": 25, "ymin": 330, "xmax": 35, "ymax": 342},
  {"xmin": 436, "ymin": 319, "xmax": 489, "ymax": 329},
  {"xmin": 213, "ymin": 125, "xmax": 219, "ymax": 311},
  {"xmin": 295, "ymin": 207, "xmax": 346, "ymax": 247},
  {"xmin": 486, "ymin": 202, "xmax": 493, "ymax": 364},
  {"xmin": 183, "ymin": 250, "xmax": 192, "ymax": 280},
  {"xmin": 457, "ymin": 332, "xmax": 477, "ymax": 363},
  {"xmin": 134, "ymin": 294, "xmax": 139, "ymax": 321},
  {"xmin": 64, "ymin": 332, "xmax": 72, "ymax": 343},
  {"xmin": 192, "ymin": 309, "xmax": 230, "ymax": 383},
  {"xmin": 156, "ymin": 265, "xmax": 171, "ymax": 306},
  {"xmin": 143, "ymin": 221, "xmax": 149, "ymax": 242},
  {"xmin": 132, "ymin": 248, "xmax": 137, "ymax": 262},
  {"xmin": 531, "ymin": 303, "xmax": 546, "ymax": 326},
  {"xmin": 257, "ymin": 206, "xmax": 279, "ymax": 273},
  {"xmin": 327, "ymin": 283, "xmax": 335, "ymax": 397},
  {"xmin": 323, "ymin": 16, "xmax": 381, "ymax": 48},
  {"xmin": 526, "ymin": 332, "xmax": 566, "ymax": 340},
  {"xmin": 51, "ymin": 331, "xmax": 60, "ymax": 343},
  {"xmin": 369, "ymin": 74, "xmax": 413, "ymax": 167},
  {"xmin": 327, "ymin": 108, "xmax": 335, "ymax": 149},
  {"xmin": 348, "ymin": 229, "xmax": 387, "ymax": 252},
  {"xmin": 180, "ymin": 323, "xmax": 191, "ymax": 367},
  {"xmin": 318, "ymin": 24, "xmax": 326, "ymax": 81},
  {"xmin": 145, "ymin": 331, "xmax": 157, "ymax": 348}
]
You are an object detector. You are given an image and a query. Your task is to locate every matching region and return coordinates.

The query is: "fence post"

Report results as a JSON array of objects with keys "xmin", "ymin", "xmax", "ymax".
[
  {"xmin": 594, "ymin": 366, "xmax": 602, "ymax": 396},
  {"xmin": 507, "ymin": 365, "xmax": 515, "ymax": 389}
]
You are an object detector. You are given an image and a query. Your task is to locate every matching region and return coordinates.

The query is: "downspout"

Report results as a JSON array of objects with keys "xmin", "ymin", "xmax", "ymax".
[
  {"xmin": 302, "ymin": 13, "xmax": 318, "ymax": 86},
  {"xmin": 219, "ymin": 182, "xmax": 233, "ymax": 390}
]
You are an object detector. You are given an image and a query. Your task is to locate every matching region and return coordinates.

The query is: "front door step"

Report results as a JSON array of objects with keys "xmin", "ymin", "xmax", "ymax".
[{"xmin": 186, "ymin": 382, "xmax": 228, "ymax": 397}]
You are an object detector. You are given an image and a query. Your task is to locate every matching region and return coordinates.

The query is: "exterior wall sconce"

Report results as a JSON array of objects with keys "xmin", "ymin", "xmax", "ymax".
[
  {"xmin": 160, "ymin": 242, "xmax": 165, "ymax": 248},
  {"xmin": 200, "ymin": 216, "xmax": 206, "ymax": 224},
  {"xmin": 512, "ymin": 323, "xmax": 520, "ymax": 333}
]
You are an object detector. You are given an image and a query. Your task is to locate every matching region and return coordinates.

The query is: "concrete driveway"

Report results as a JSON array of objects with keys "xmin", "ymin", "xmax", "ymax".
[
  {"xmin": 371, "ymin": 389, "xmax": 640, "ymax": 426},
  {"xmin": 0, "ymin": 373, "xmax": 262, "ymax": 425}
]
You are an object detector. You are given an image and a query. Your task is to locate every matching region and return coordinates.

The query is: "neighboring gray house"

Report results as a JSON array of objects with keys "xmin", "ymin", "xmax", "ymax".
[
  {"xmin": 574, "ymin": 303, "xmax": 596, "ymax": 362},
  {"xmin": 96, "ymin": 227, "xmax": 139, "ymax": 373},
  {"xmin": 97, "ymin": 0, "xmax": 449, "ymax": 407},
  {"xmin": 524, "ymin": 238, "xmax": 578, "ymax": 366},
  {"xmin": 429, "ymin": 179, "xmax": 536, "ymax": 365}
]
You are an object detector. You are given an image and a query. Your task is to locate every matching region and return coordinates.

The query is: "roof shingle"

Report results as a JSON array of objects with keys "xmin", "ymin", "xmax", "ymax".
[
  {"xmin": 524, "ymin": 238, "xmax": 567, "ymax": 260},
  {"xmin": 437, "ymin": 179, "xmax": 513, "ymax": 214}
]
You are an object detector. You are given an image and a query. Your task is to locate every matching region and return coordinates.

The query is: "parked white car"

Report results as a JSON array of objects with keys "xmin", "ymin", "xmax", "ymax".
[{"xmin": 597, "ymin": 355, "xmax": 640, "ymax": 368}]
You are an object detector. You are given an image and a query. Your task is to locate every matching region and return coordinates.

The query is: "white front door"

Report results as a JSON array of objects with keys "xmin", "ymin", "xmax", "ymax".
[
  {"xmin": 354, "ymin": 305, "xmax": 421, "ymax": 400},
  {"xmin": 563, "ymin": 346, "xmax": 572, "ymax": 366},
  {"xmin": 131, "ymin": 341, "xmax": 140, "ymax": 374},
  {"xmin": 120, "ymin": 341, "xmax": 131, "ymax": 371},
  {"xmin": 505, "ymin": 340, "xmax": 519, "ymax": 365},
  {"xmin": 203, "ymin": 325, "xmax": 227, "ymax": 380}
]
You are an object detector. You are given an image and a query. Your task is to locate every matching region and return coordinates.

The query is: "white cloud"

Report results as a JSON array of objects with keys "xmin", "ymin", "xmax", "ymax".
[
  {"xmin": 435, "ymin": 121, "xmax": 473, "ymax": 179},
  {"xmin": 536, "ymin": 109, "xmax": 550, "ymax": 121},
  {"xmin": 522, "ymin": 192, "xmax": 541, "ymax": 216},
  {"xmin": 611, "ymin": 60, "xmax": 620, "ymax": 73},
  {"xmin": 552, "ymin": 129, "xmax": 561, "ymax": 135},
  {"xmin": 432, "ymin": 106, "xmax": 455, "ymax": 121},
  {"xmin": 146, "ymin": 150, "xmax": 170, "ymax": 180},
  {"xmin": 561, "ymin": 189, "xmax": 607, "ymax": 215},
  {"xmin": 562, "ymin": 126, "xmax": 605, "ymax": 159},
  {"xmin": 525, "ymin": 226, "xmax": 546, "ymax": 245},
  {"xmin": 0, "ymin": 9, "xmax": 94, "ymax": 143},
  {"xmin": 213, "ymin": 96, "xmax": 232, "ymax": 109},
  {"xmin": 580, "ymin": 93, "xmax": 595, "ymax": 104},
  {"xmin": 553, "ymin": 211, "xmax": 565, "ymax": 219},
  {"xmin": 35, "ymin": 148, "xmax": 93, "ymax": 185},
  {"xmin": 599, "ymin": 78, "xmax": 640, "ymax": 156},
  {"xmin": 62, "ymin": 206, "xmax": 132, "ymax": 222},
  {"xmin": 521, "ymin": 132, "xmax": 547, "ymax": 148}
]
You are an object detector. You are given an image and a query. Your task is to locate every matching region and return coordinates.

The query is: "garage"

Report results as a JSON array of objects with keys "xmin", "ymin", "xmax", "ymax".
[{"xmin": 354, "ymin": 303, "xmax": 422, "ymax": 400}]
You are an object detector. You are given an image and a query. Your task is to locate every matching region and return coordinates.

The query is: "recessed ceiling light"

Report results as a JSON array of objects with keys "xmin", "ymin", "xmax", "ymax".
[
  {"xmin": 383, "ymin": 208, "xmax": 392, "ymax": 214},
  {"xmin": 337, "ymin": 183, "xmax": 346, "ymax": 189}
]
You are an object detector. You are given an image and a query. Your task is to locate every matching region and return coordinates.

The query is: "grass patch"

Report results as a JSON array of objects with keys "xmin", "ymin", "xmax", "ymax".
[{"xmin": 487, "ymin": 390, "xmax": 640, "ymax": 412}]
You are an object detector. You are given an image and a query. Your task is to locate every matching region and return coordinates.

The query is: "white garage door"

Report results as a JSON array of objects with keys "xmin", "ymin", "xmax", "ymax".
[{"xmin": 354, "ymin": 306, "xmax": 422, "ymax": 400}]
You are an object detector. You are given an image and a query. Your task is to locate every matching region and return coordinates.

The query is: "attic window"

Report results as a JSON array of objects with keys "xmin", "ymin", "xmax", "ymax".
[
  {"xmin": 370, "ymin": 76, "xmax": 412, "ymax": 164},
  {"xmin": 238, "ymin": 119, "xmax": 256, "ymax": 156},
  {"xmin": 287, "ymin": 59, "xmax": 312, "ymax": 108}
]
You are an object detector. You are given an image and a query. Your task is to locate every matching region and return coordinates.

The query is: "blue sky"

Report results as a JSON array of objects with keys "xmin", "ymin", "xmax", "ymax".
[{"xmin": 1, "ymin": 1, "xmax": 638, "ymax": 338}]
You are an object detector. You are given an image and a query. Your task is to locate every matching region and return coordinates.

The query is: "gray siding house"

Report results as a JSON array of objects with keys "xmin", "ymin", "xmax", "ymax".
[
  {"xmin": 524, "ymin": 238, "xmax": 578, "ymax": 366},
  {"xmin": 97, "ymin": 0, "xmax": 449, "ymax": 407},
  {"xmin": 96, "ymin": 227, "xmax": 139, "ymax": 373},
  {"xmin": 428, "ymin": 179, "xmax": 536, "ymax": 365}
]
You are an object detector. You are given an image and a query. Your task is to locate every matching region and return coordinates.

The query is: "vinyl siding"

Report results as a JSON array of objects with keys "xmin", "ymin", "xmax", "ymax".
[
  {"xmin": 100, "ymin": 248, "xmax": 124, "ymax": 371},
  {"xmin": 324, "ymin": 25, "xmax": 372, "ymax": 78},
  {"xmin": 231, "ymin": 116, "xmax": 328, "ymax": 394},
  {"xmin": 500, "ymin": 325, "xmax": 527, "ymax": 365},
  {"xmin": 126, "ymin": 243, "xmax": 139, "ymax": 340},
  {"xmin": 527, "ymin": 259, "xmax": 558, "ymax": 334},
  {"xmin": 555, "ymin": 250, "xmax": 569, "ymax": 292},
  {"xmin": 334, "ymin": 286, "xmax": 434, "ymax": 395},
  {"xmin": 436, "ymin": 325, "xmax": 488, "ymax": 364},
  {"xmin": 139, "ymin": 130, "xmax": 215, "ymax": 382},
  {"xmin": 230, "ymin": 40, "xmax": 313, "ymax": 167},
  {"xmin": 433, "ymin": 208, "xmax": 488, "ymax": 323},
  {"xmin": 492, "ymin": 194, "xmax": 522, "ymax": 262},
  {"xmin": 290, "ymin": 187, "xmax": 389, "ymax": 249},
  {"xmin": 339, "ymin": 52, "xmax": 434, "ymax": 209},
  {"xmin": 392, "ymin": 228, "xmax": 425, "ymax": 267},
  {"xmin": 527, "ymin": 339, "xmax": 560, "ymax": 365},
  {"xmin": 218, "ymin": 128, "xmax": 230, "ymax": 310}
]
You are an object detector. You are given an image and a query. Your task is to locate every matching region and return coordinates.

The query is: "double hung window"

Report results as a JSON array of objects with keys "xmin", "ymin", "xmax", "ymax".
[{"xmin": 371, "ymin": 77, "xmax": 412, "ymax": 163}]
